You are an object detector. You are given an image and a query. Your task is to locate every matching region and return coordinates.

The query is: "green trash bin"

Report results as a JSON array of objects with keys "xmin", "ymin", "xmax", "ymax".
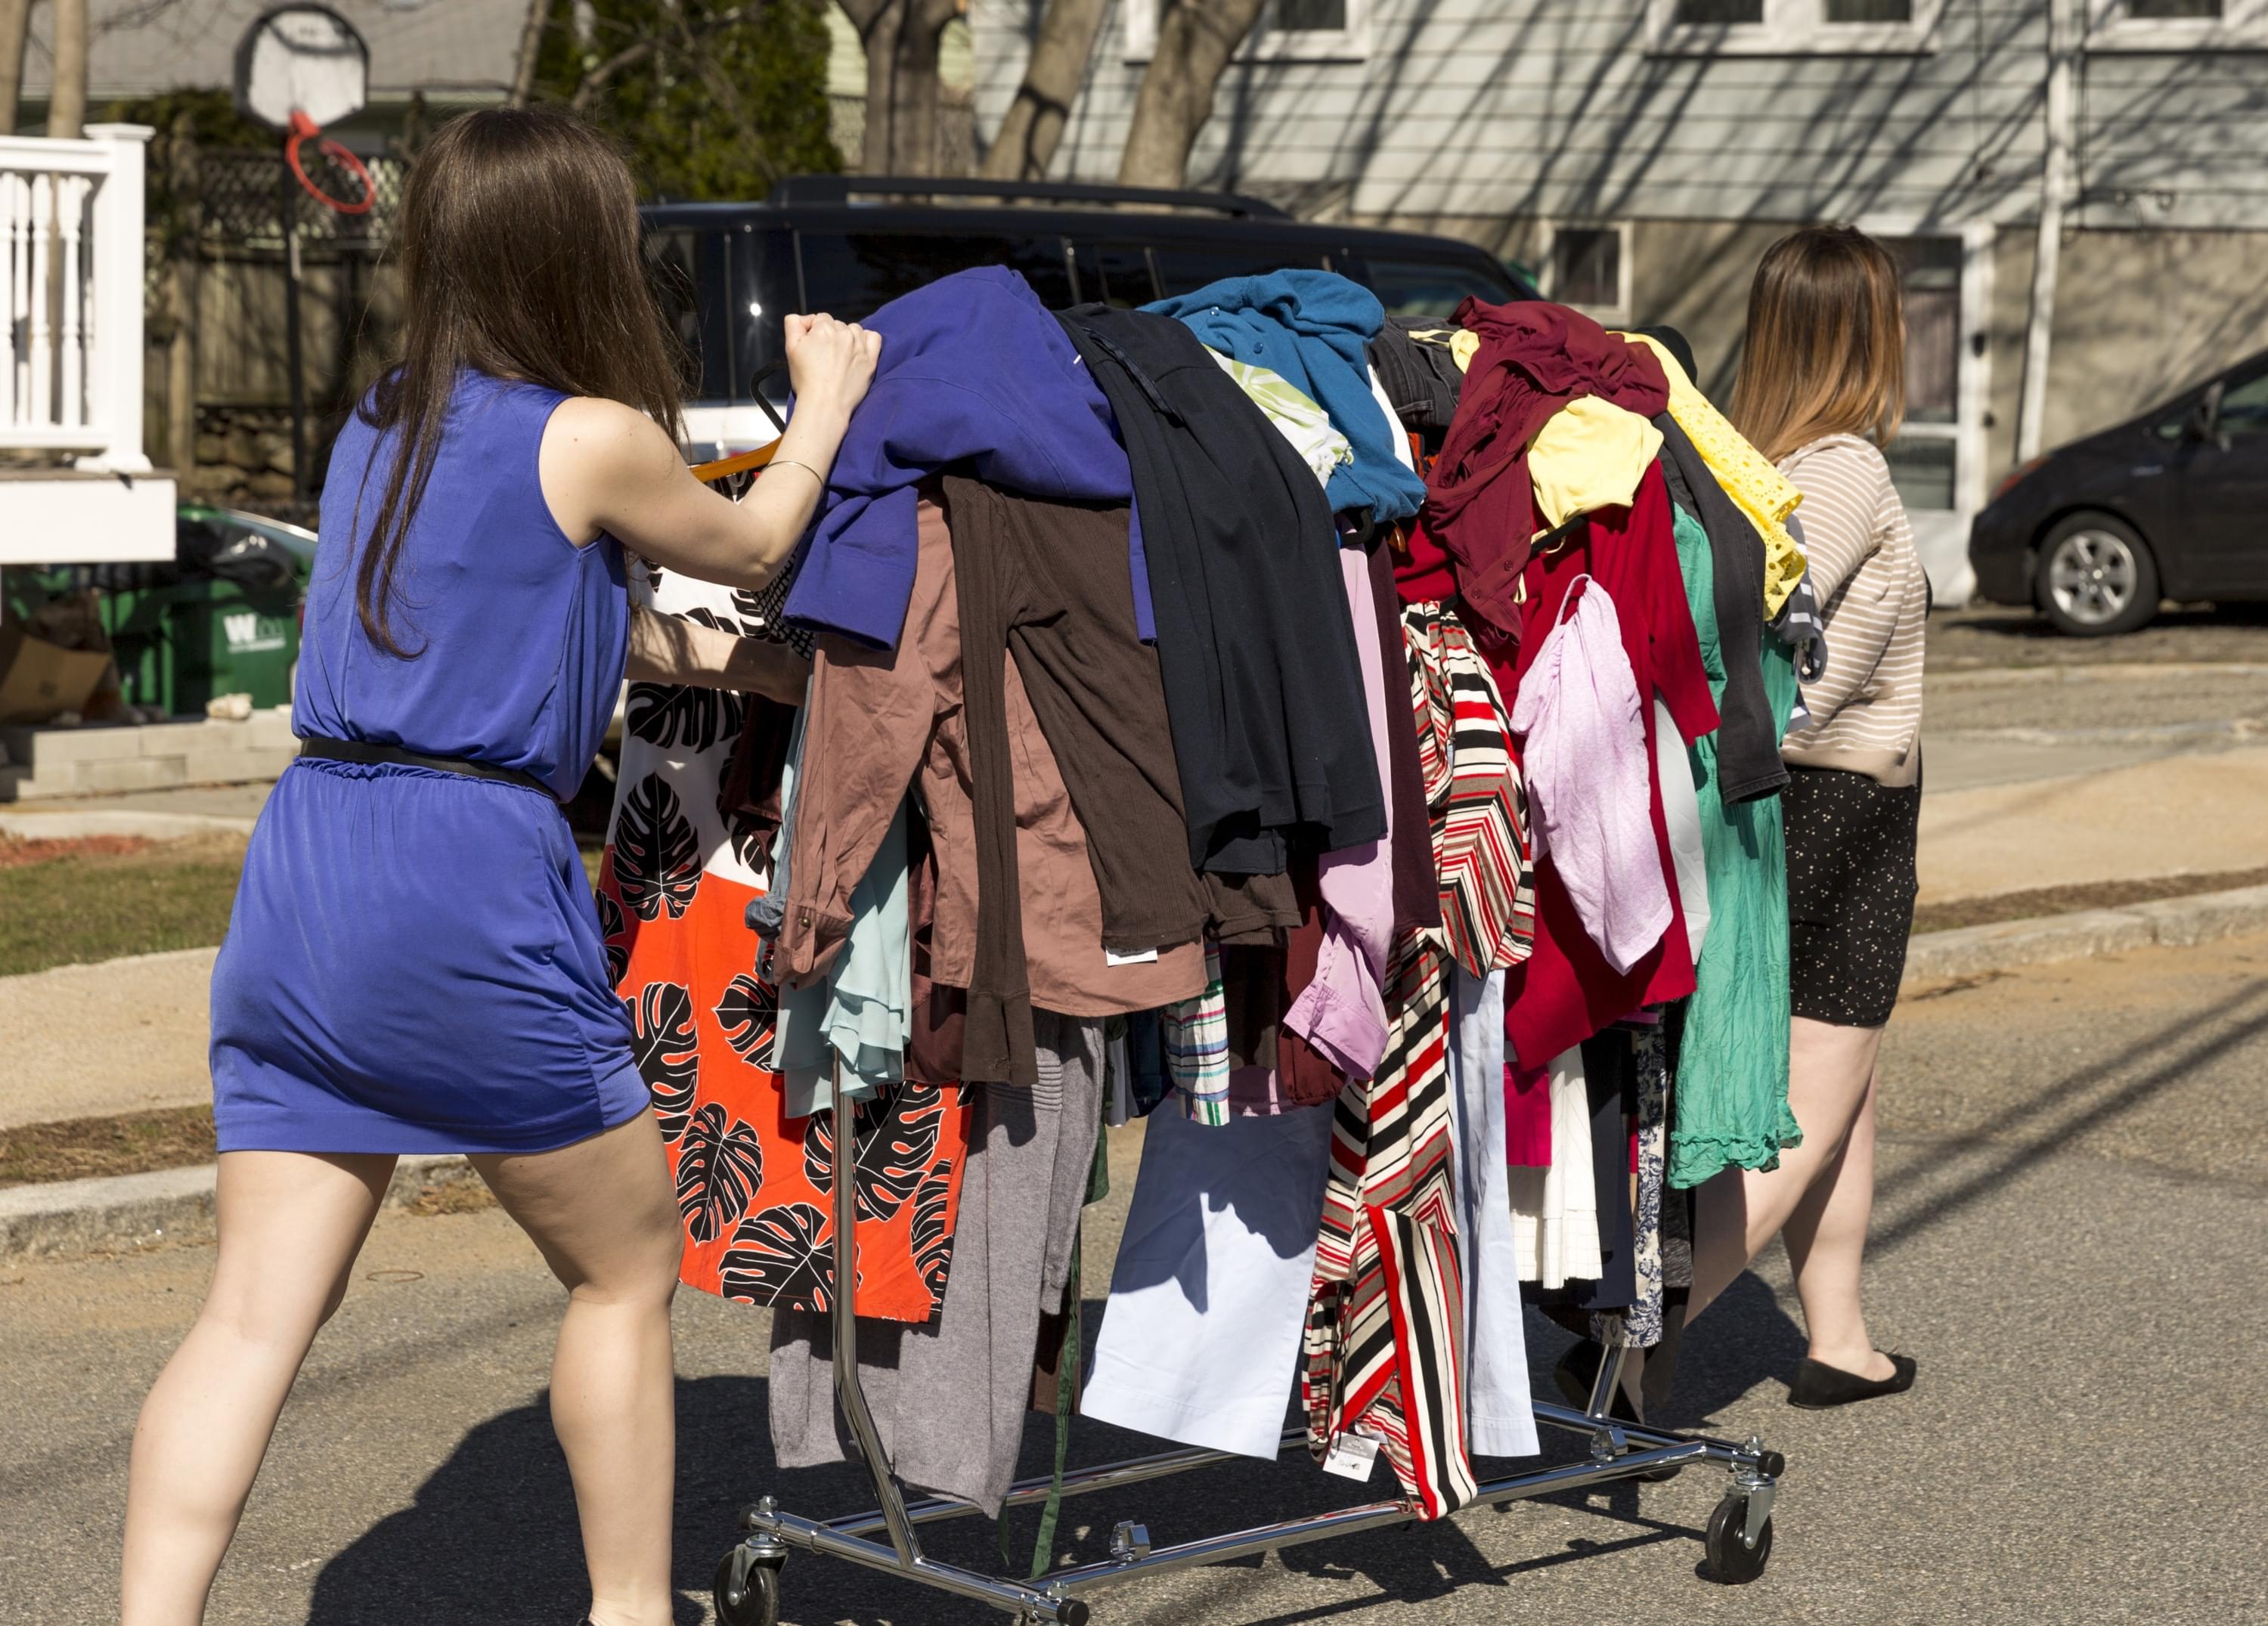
[
  {"xmin": 10, "ymin": 506, "xmax": 314, "ymax": 717},
  {"xmin": 104, "ymin": 575, "xmax": 302, "ymax": 715}
]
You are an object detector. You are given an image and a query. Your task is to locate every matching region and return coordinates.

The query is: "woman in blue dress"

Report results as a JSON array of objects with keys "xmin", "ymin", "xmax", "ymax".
[{"xmin": 120, "ymin": 108, "xmax": 877, "ymax": 1626}]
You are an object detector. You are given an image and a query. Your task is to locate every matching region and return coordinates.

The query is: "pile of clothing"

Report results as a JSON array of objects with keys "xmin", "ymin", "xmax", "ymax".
[{"xmin": 599, "ymin": 264, "xmax": 1827, "ymax": 1525}]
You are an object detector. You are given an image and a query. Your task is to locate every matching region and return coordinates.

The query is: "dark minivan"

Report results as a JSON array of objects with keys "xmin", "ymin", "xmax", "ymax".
[
  {"xmin": 1969, "ymin": 347, "xmax": 2268, "ymax": 636},
  {"xmin": 640, "ymin": 175, "xmax": 1535, "ymax": 457}
]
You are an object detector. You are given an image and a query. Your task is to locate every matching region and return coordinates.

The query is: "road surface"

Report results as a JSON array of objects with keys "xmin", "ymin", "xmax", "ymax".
[{"xmin": 6, "ymin": 932, "xmax": 2264, "ymax": 1624}]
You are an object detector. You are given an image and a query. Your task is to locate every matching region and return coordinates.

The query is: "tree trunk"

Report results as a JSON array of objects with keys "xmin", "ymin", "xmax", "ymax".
[
  {"xmin": 509, "ymin": 0, "xmax": 549, "ymax": 108},
  {"xmin": 49, "ymin": 0, "xmax": 89, "ymax": 138},
  {"xmin": 980, "ymin": 0, "xmax": 1106, "ymax": 181},
  {"xmin": 1116, "ymin": 0, "xmax": 1267, "ymax": 190},
  {"xmin": 841, "ymin": 0, "xmax": 902, "ymax": 173},
  {"xmin": 0, "ymin": 0, "xmax": 29, "ymax": 135},
  {"xmin": 843, "ymin": 0, "xmax": 959, "ymax": 175}
]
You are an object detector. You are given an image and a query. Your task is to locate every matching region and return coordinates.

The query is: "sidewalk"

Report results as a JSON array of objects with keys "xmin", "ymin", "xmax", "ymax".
[
  {"xmin": 0, "ymin": 948, "xmax": 216, "ymax": 1130},
  {"xmin": 1918, "ymin": 742, "xmax": 2268, "ymax": 904}
]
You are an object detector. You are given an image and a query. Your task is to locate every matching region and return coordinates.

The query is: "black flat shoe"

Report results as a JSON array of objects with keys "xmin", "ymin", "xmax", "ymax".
[
  {"xmin": 1786, "ymin": 1352, "xmax": 1917, "ymax": 1410},
  {"xmin": 1554, "ymin": 1340, "xmax": 1682, "ymax": 1481}
]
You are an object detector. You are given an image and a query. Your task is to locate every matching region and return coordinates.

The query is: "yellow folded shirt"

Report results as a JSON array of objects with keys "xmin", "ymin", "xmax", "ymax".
[
  {"xmin": 1619, "ymin": 330, "xmax": 1807, "ymax": 617},
  {"xmin": 1526, "ymin": 396, "xmax": 1664, "ymax": 534}
]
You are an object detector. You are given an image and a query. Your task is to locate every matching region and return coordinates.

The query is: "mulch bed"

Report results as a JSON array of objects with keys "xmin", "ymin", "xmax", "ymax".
[
  {"xmin": 0, "ymin": 1106, "xmax": 217, "ymax": 1188},
  {"xmin": 1911, "ymin": 866, "xmax": 2268, "ymax": 935}
]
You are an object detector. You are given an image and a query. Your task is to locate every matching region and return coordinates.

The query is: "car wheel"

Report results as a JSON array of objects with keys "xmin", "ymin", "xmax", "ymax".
[{"xmin": 2034, "ymin": 513, "xmax": 2161, "ymax": 636}]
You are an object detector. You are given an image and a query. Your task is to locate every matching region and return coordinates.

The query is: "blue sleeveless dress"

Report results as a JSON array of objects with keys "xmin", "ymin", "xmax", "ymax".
[{"xmin": 209, "ymin": 371, "xmax": 646, "ymax": 1154}]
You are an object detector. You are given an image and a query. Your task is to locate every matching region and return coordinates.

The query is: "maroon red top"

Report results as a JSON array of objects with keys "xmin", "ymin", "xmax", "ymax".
[
  {"xmin": 1421, "ymin": 300, "xmax": 1669, "ymax": 646},
  {"xmin": 1500, "ymin": 466, "xmax": 1719, "ymax": 1068}
]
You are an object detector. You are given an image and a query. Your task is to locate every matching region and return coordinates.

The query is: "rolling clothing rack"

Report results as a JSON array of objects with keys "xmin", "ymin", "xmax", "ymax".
[{"xmin": 708, "ymin": 1066, "xmax": 1786, "ymax": 1626}]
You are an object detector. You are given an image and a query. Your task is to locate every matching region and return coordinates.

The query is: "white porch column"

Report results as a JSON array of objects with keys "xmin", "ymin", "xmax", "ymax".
[{"xmin": 79, "ymin": 122, "xmax": 154, "ymax": 473}]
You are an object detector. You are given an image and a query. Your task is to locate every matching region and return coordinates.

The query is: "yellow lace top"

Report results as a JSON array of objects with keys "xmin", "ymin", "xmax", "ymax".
[{"xmin": 1619, "ymin": 331, "xmax": 1808, "ymax": 616}]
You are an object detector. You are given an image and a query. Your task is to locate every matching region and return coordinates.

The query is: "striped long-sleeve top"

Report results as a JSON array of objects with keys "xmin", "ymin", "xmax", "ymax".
[{"xmin": 1777, "ymin": 433, "xmax": 1927, "ymax": 786}]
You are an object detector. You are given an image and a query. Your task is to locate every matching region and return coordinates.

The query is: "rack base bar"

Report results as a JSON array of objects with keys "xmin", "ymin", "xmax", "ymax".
[
  {"xmin": 815, "ymin": 1417, "xmax": 1760, "ymax": 1550},
  {"xmin": 823, "ymin": 1432, "xmax": 1308, "ymax": 1541},
  {"xmin": 747, "ymin": 1509, "xmax": 1083, "ymax": 1621},
  {"xmin": 1043, "ymin": 1441, "xmax": 1716, "ymax": 1599},
  {"xmin": 739, "ymin": 1432, "xmax": 1758, "ymax": 1621},
  {"xmin": 1531, "ymin": 1399, "xmax": 1774, "ymax": 1460}
]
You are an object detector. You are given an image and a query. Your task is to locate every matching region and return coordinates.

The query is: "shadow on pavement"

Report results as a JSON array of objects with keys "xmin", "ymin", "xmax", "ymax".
[{"xmin": 308, "ymin": 1246, "xmax": 1816, "ymax": 1622}]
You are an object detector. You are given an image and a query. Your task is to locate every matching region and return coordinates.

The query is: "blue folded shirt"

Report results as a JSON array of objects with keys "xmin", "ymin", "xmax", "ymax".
[
  {"xmin": 1146, "ymin": 269, "xmax": 1425, "ymax": 524},
  {"xmin": 782, "ymin": 266, "xmax": 1151, "ymax": 649}
]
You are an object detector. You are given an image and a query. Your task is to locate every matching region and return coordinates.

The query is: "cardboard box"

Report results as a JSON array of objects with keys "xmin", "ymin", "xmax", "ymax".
[{"xmin": 0, "ymin": 623, "xmax": 115, "ymax": 726}]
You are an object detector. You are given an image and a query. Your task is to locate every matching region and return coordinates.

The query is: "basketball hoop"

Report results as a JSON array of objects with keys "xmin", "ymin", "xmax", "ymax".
[
  {"xmin": 234, "ymin": 5, "xmax": 374, "ymax": 213},
  {"xmin": 233, "ymin": 4, "xmax": 376, "ymax": 503},
  {"xmin": 286, "ymin": 110, "xmax": 373, "ymax": 215}
]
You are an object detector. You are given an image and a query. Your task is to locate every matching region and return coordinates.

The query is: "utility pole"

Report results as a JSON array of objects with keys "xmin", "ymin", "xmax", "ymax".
[{"xmin": 2015, "ymin": 0, "xmax": 2074, "ymax": 463}]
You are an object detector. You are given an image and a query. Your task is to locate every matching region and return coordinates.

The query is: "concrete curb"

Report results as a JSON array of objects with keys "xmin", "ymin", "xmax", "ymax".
[
  {"xmin": 0, "ymin": 808, "xmax": 258, "ymax": 839},
  {"xmin": 1901, "ymin": 883, "xmax": 2268, "ymax": 986},
  {"xmin": 0, "ymin": 1154, "xmax": 484, "ymax": 1260},
  {"xmin": 8, "ymin": 883, "xmax": 2268, "ymax": 1262}
]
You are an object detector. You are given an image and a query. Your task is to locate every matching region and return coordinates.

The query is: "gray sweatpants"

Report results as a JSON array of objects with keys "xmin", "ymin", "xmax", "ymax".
[{"xmin": 767, "ymin": 1009, "xmax": 1103, "ymax": 1516}]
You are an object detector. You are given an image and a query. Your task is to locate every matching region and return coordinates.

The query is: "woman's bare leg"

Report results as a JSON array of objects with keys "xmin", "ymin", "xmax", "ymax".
[
  {"xmin": 1780, "ymin": 1060, "xmax": 1894, "ymax": 1378},
  {"xmin": 472, "ymin": 1112, "xmax": 681, "ymax": 1626},
  {"xmin": 1687, "ymin": 1017, "xmax": 1884, "ymax": 1322},
  {"xmin": 122, "ymin": 1151, "xmax": 396, "ymax": 1626}
]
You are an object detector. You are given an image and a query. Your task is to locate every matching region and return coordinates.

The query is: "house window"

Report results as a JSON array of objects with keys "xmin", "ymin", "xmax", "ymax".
[
  {"xmin": 2087, "ymin": 0, "xmax": 2268, "ymax": 48},
  {"xmin": 1125, "ymin": 0, "xmax": 1369, "ymax": 63},
  {"xmin": 1542, "ymin": 223, "xmax": 1631, "ymax": 324},
  {"xmin": 1651, "ymin": 0, "xmax": 1941, "ymax": 54}
]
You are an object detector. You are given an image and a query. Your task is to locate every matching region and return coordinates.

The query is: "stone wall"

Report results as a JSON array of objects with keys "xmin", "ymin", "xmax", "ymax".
[{"xmin": 0, "ymin": 714, "xmax": 299, "ymax": 802}]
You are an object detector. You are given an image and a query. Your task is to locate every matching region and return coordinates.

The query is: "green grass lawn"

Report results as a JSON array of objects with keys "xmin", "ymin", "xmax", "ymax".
[
  {"xmin": 0, "ymin": 834, "xmax": 248, "ymax": 977},
  {"xmin": 0, "ymin": 831, "xmax": 612, "ymax": 979}
]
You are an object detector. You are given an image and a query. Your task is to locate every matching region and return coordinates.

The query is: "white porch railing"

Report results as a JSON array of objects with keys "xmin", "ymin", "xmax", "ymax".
[{"xmin": 0, "ymin": 124, "xmax": 153, "ymax": 473}]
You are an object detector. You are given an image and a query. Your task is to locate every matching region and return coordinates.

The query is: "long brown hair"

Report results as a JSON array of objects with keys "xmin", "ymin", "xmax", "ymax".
[
  {"xmin": 1729, "ymin": 225, "xmax": 1905, "ymax": 466},
  {"xmin": 354, "ymin": 107, "xmax": 689, "ymax": 655}
]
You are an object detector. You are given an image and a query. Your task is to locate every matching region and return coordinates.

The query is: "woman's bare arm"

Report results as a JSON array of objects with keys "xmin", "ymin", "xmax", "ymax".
[
  {"xmin": 624, "ymin": 604, "xmax": 809, "ymax": 705},
  {"xmin": 538, "ymin": 313, "xmax": 880, "ymax": 589}
]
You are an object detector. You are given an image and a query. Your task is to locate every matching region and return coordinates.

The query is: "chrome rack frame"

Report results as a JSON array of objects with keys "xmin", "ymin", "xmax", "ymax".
[{"xmin": 717, "ymin": 1089, "xmax": 1784, "ymax": 1625}]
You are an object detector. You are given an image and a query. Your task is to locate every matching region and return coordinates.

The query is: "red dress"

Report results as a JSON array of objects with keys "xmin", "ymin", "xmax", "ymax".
[{"xmin": 1500, "ymin": 467, "xmax": 1718, "ymax": 1068}]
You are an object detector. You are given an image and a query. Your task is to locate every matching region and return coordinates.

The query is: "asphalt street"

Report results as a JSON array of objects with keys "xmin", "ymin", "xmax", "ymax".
[{"xmin": 6, "ymin": 933, "xmax": 2266, "ymax": 1625}]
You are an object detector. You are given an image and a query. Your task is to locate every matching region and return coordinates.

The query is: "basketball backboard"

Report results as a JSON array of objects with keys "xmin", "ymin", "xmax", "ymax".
[{"xmin": 233, "ymin": 5, "xmax": 370, "ymax": 134}]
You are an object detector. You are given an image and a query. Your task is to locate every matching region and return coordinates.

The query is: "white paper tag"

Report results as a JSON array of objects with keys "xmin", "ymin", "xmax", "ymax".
[
  {"xmin": 1105, "ymin": 946, "xmax": 1159, "ymax": 966},
  {"xmin": 1321, "ymin": 1432, "xmax": 1381, "ymax": 1482}
]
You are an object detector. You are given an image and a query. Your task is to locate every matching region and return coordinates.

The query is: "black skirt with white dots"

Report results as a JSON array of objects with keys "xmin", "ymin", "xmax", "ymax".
[{"xmin": 1784, "ymin": 762, "xmax": 1923, "ymax": 1029}]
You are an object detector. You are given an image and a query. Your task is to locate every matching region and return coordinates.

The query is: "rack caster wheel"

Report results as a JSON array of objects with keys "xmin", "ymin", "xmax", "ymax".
[
  {"xmin": 1703, "ymin": 1492, "xmax": 1773, "ymax": 1584},
  {"xmin": 714, "ymin": 1546, "xmax": 783, "ymax": 1626}
]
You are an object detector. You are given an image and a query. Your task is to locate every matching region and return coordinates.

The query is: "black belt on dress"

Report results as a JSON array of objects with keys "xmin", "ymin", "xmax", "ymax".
[{"xmin": 299, "ymin": 736, "xmax": 556, "ymax": 799}]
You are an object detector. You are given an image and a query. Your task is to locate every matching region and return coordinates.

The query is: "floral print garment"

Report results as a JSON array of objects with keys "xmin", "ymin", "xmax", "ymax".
[{"xmin": 600, "ymin": 556, "xmax": 971, "ymax": 1321}]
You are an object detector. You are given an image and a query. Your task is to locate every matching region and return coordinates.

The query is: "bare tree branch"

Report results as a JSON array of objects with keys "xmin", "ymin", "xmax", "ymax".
[
  {"xmin": 1117, "ymin": 0, "xmax": 1269, "ymax": 190},
  {"xmin": 48, "ymin": 0, "xmax": 88, "ymax": 138},
  {"xmin": 980, "ymin": 0, "xmax": 1105, "ymax": 181},
  {"xmin": 568, "ymin": 3, "xmax": 762, "ymax": 114},
  {"xmin": 0, "ymin": 0, "xmax": 30, "ymax": 136},
  {"xmin": 509, "ymin": 0, "xmax": 548, "ymax": 109}
]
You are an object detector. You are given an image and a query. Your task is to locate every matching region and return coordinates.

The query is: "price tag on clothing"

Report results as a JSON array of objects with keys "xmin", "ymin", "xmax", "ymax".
[
  {"xmin": 1321, "ymin": 1432, "xmax": 1381, "ymax": 1482},
  {"xmin": 1105, "ymin": 947, "xmax": 1160, "ymax": 966}
]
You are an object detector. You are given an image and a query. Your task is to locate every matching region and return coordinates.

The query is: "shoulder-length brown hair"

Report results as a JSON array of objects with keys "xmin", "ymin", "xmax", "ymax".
[
  {"xmin": 1730, "ymin": 225, "xmax": 1904, "ymax": 466},
  {"xmin": 354, "ymin": 106, "xmax": 689, "ymax": 656}
]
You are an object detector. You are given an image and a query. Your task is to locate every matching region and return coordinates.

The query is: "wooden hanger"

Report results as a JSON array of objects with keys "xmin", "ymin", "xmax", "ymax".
[
  {"xmin": 690, "ymin": 441, "xmax": 779, "ymax": 484},
  {"xmin": 691, "ymin": 358, "xmax": 790, "ymax": 486}
]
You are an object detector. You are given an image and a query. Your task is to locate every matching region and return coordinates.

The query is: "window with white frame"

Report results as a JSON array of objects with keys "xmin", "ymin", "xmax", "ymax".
[
  {"xmin": 1541, "ymin": 222, "xmax": 1631, "ymax": 325},
  {"xmin": 1650, "ymin": 0, "xmax": 1942, "ymax": 55},
  {"xmin": 2087, "ymin": 0, "xmax": 2268, "ymax": 50},
  {"xmin": 1124, "ymin": 0, "xmax": 1370, "ymax": 64}
]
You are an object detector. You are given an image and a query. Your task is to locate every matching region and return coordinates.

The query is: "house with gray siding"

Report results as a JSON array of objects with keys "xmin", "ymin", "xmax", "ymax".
[{"xmin": 973, "ymin": 0, "xmax": 2268, "ymax": 600}]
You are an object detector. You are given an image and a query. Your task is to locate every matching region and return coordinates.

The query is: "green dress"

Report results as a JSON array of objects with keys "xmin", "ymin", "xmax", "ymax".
[{"xmin": 1667, "ymin": 504, "xmax": 1804, "ymax": 1189}]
